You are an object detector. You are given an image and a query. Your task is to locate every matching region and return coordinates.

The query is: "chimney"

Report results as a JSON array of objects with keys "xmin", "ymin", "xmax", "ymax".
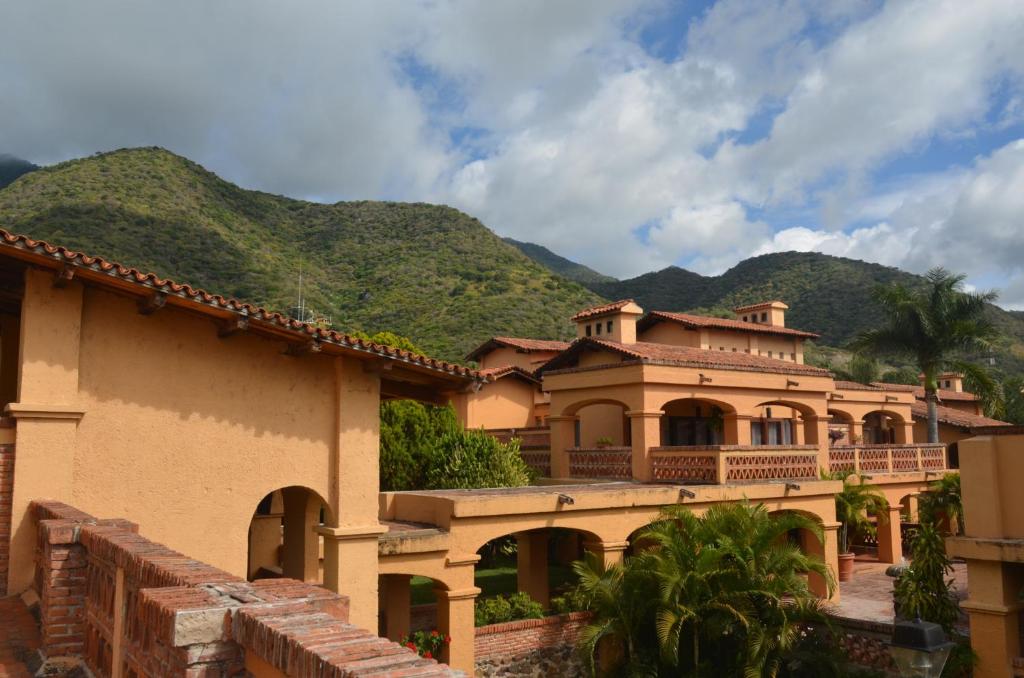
[
  {"xmin": 734, "ymin": 301, "xmax": 788, "ymax": 327},
  {"xmin": 571, "ymin": 300, "xmax": 644, "ymax": 344}
]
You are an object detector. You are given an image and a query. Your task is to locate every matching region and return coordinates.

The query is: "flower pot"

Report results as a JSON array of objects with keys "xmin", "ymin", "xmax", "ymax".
[{"xmin": 838, "ymin": 552, "xmax": 856, "ymax": 582}]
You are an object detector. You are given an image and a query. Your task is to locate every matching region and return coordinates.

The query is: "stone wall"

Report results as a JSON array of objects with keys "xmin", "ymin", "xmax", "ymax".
[
  {"xmin": 474, "ymin": 612, "xmax": 590, "ymax": 677},
  {"xmin": 0, "ymin": 441, "xmax": 13, "ymax": 596},
  {"xmin": 30, "ymin": 500, "xmax": 459, "ymax": 677}
]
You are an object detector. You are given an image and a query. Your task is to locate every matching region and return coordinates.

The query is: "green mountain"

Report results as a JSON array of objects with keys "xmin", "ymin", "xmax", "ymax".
[
  {"xmin": 502, "ymin": 238, "xmax": 615, "ymax": 285},
  {"xmin": 0, "ymin": 147, "xmax": 602, "ymax": 361},
  {"xmin": 0, "ymin": 154, "xmax": 37, "ymax": 189}
]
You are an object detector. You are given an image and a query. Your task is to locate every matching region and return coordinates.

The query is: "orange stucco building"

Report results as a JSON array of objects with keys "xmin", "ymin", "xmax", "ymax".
[{"xmin": 0, "ymin": 226, "xmax": 1001, "ymax": 674}]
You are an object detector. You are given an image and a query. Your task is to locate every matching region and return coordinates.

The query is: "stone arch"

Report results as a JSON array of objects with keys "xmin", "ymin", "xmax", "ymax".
[
  {"xmin": 559, "ymin": 397, "xmax": 634, "ymax": 417},
  {"xmin": 560, "ymin": 398, "xmax": 634, "ymax": 448},
  {"xmin": 378, "ymin": 571, "xmax": 451, "ymax": 643},
  {"xmin": 247, "ymin": 485, "xmax": 330, "ymax": 583},
  {"xmin": 658, "ymin": 397, "xmax": 738, "ymax": 447},
  {"xmin": 751, "ymin": 399, "xmax": 823, "ymax": 446},
  {"xmin": 862, "ymin": 408, "xmax": 906, "ymax": 444}
]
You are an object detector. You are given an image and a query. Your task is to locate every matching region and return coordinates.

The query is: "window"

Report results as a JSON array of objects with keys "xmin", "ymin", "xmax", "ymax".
[
  {"xmin": 767, "ymin": 351, "xmax": 773, "ymax": 358},
  {"xmin": 607, "ymin": 321, "xmax": 613, "ymax": 333},
  {"xmin": 790, "ymin": 352, "xmax": 796, "ymax": 361},
  {"xmin": 719, "ymin": 346, "xmax": 725, "ymax": 351},
  {"xmin": 595, "ymin": 322, "xmax": 602, "ymax": 335},
  {"xmin": 743, "ymin": 315, "xmax": 748, "ymax": 322},
  {"xmin": 732, "ymin": 347, "xmax": 737, "ymax": 352},
  {"xmin": 585, "ymin": 324, "xmax": 592, "ymax": 336},
  {"xmin": 761, "ymin": 312, "xmax": 768, "ymax": 322}
]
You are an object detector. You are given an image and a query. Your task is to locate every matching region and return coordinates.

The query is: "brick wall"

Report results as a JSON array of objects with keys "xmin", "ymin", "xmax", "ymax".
[
  {"xmin": 30, "ymin": 500, "xmax": 459, "ymax": 677},
  {"xmin": 0, "ymin": 442, "xmax": 13, "ymax": 596},
  {"xmin": 474, "ymin": 612, "xmax": 591, "ymax": 661}
]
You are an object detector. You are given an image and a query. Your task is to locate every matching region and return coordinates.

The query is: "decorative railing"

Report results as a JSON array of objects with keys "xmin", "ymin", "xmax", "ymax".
[
  {"xmin": 520, "ymin": 449, "xmax": 551, "ymax": 477},
  {"xmin": 567, "ymin": 447, "xmax": 632, "ymax": 479},
  {"xmin": 828, "ymin": 444, "xmax": 947, "ymax": 475},
  {"xmin": 486, "ymin": 426, "xmax": 550, "ymax": 449},
  {"xmin": 650, "ymin": 445, "xmax": 819, "ymax": 484}
]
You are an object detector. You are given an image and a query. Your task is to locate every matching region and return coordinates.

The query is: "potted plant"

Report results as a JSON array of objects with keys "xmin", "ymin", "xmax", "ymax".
[
  {"xmin": 595, "ymin": 436, "xmax": 614, "ymax": 449},
  {"xmin": 824, "ymin": 471, "xmax": 888, "ymax": 581}
]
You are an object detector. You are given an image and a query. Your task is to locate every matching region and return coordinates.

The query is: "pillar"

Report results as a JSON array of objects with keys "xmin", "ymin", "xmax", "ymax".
[
  {"xmin": 583, "ymin": 539, "xmax": 629, "ymax": 569},
  {"xmin": 723, "ymin": 414, "xmax": 752, "ymax": 445},
  {"xmin": 803, "ymin": 415, "xmax": 831, "ymax": 474},
  {"xmin": 960, "ymin": 560, "xmax": 1024, "ymax": 678},
  {"xmin": 516, "ymin": 531, "xmax": 549, "ymax": 606},
  {"xmin": 6, "ymin": 269, "xmax": 84, "ymax": 594},
  {"xmin": 547, "ymin": 415, "xmax": 577, "ymax": 479},
  {"xmin": 894, "ymin": 421, "xmax": 914, "ymax": 444},
  {"xmin": 876, "ymin": 506, "xmax": 904, "ymax": 564},
  {"xmin": 435, "ymin": 585, "xmax": 480, "ymax": 674},
  {"xmin": 804, "ymin": 523, "xmax": 840, "ymax": 603},
  {"xmin": 321, "ymin": 357, "xmax": 386, "ymax": 629},
  {"xmin": 383, "ymin": 575, "xmax": 412, "ymax": 642},
  {"xmin": 627, "ymin": 410, "xmax": 662, "ymax": 482},
  {"xmin": 848, "ymin": 421, "xmax": 864, "ymax": 444},
  {"xmin": 905, "ymin": 494, "xmax": 920, "ymax": 523},
  {"xmin": 554, "ymin": 531, "xmax": 581, "ymax": 565},
  {"xmin": 791, "ymin": 417, "xmax": 804, "ymax": 445},
  {"xmin": 281, "ymin": 488, "xmax": 321, "ymax": 582}
]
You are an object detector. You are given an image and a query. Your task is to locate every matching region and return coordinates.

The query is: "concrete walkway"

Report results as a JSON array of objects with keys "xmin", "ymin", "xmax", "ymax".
[
  {"xmin": 0, "ymin": 597, "xmax": 38, "ymax": 678},
  {"xmin": 831, "ymin": 556, "xmax": 968, "ymax": 630}
]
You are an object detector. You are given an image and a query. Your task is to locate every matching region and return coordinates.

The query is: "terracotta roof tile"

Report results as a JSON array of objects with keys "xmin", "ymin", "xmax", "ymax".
[
  {"xmin": 911, "ymin": 386, "xmax": 980, "ymax": 402},
  {"xmin": 0, "ymin": 228, "xmax": 478, "ymax": 380},
  {"xmin": 869, "ymin": 382, "xmax": 917, "ymax": 392},
  {"xmin": 465, "ymin": 336, "xmax": 570, "ymax": 361},
  {"xmin": 477, "ymin": 365, "xmax": 540, "ymax": 384},
  {"xmin": 910, "ymin": 401, "xmax": 1010, "ymax": 429},
  {"xmin": 638, "ymin": 310, "xmax": 819, "ymax": 339},
  {"xmin": 833, "ymin": 380, "xmax": 885, "ymax": 391},
  {"xmin": 538, "ymin": 338, "xmax": 832, "ymax": 377},
  {"xmin": 570, "ymin": 299, "xmax": 638, "ymax": 321},
  {"xmin": 732, "ymin": 300, "xmax": 788, "ymax": 312}
]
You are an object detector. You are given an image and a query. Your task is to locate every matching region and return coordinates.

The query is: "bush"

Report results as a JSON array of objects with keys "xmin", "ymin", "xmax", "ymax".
[
  {"xmin": 400, "ymin": 629, "xmax": 450, "ymax": 660},
  {"xmin": 474, "ymin": 592, "xmax": 544, "ymax": 627},
  {"xmin": 424, "ymin": 428, "xmax": 533, "ymax": 490},
  {"xmin": 549, "ymin": 587, "xmax": 589, "ymax": 615}
]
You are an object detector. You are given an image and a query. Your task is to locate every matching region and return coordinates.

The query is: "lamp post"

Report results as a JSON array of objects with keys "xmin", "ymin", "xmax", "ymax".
[{"xmin": 890, "ymin": 618, "xmax": 954, "ymax": 677}]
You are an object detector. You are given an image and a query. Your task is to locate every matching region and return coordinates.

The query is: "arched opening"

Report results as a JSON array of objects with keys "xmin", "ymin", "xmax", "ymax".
[
  {"xmin": 471, "ymin": 527, "xmax": 600, "ymax": 616},
  {"xmin": 659, "ymin": 398, "xmax": 737, "ymax": 446},
  {"xmin": 827, "ymin": 409, "xmax": 855, "ymax": 446},
  {"xmin": 247, "ymin": 486, "xmax": 330, "ymax": 583},
  {"xmin": 565, "ymin": 399, "xmax": 631, "ymax": 448},
  {"xmin": 768, "ymin": 509, "xmax": 831, "ymax": 599},
  {"xmin": 378, "ymin": 573, "xmax": 448, "ymax": 644},
  {"xmin": 753, "ymin": 400, "xmax": 820, "ymax": 446},
  {"xmin": 862, "ymin": 410, "xmax": 904, "ymax": 444}
]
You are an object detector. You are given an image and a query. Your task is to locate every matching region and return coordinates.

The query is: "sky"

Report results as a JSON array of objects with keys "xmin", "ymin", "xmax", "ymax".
[{"xmin": 2, "ymin": 0, "xmax": 1024, "ymax": 307}]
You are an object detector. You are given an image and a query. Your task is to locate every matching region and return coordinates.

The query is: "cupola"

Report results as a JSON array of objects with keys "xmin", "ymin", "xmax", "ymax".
[
  {"xmin": 734, "ymin": 301, "xmax": 788, "ymax": 327},
  {"xmin": 570, "ymin": 299, "xmax": 644, "ymax": 344}
]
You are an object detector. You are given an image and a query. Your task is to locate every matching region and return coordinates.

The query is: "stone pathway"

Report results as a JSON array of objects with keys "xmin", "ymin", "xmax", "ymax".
[
  {"xmin": 0, "ymin": 597, "xmax": 38, "ymax": 678},
  {"xmin": 831, "ymin": 556, "xmax": 968, "ymax": 629}
]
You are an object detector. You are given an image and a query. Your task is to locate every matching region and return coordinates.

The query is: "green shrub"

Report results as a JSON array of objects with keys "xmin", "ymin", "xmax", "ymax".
[
  {"xmin": 474, "ymin": 592, "xmax": 543, "ymax": 627},
  {"xmin": 549, "ymin": 587, "xmax": 589, "ymax": 615},
  {"xmin": 424, "ymin": 428, "xmax": 532, "ymax": 490}
]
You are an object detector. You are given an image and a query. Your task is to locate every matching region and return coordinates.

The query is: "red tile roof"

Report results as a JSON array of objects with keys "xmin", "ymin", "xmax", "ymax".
[
  {"xmin": 477, "ymin": 365, "xmax": 540, "ymax": 384},
  {"xmin": 910, "ymin": 401, "xmax": 1010, "ymax": 429},
  {"xmin": 538, "ymin": 338, "xmax": 832, "ymax": 377},
  {"xmin": 869, "ymin": 382, "xmax": 917, "ymax": 392},
  {"xmin": 570, "ymin": 299, "xmax": 638, "ymax": 321},
  {"xmin": 466, "ymin": 336, "xmax": 571, "ymax": 362},
  {"xmin": 638, "ymin": 310, "xmax": 819, "ymax": 339},
  {"xmin": 833, "ymin": 380, "xmax": 885, "ymax": 391},
  {"xmin": 0, "ymin": 228, "xmax": 478, "ymax": 381},
  {"xmin": 733, "ymin": 300, "xmax": 788, "ymax": 312},
  {"xmin": 911, "ymin": 386, "xmax": 980, "ymax": 402}
]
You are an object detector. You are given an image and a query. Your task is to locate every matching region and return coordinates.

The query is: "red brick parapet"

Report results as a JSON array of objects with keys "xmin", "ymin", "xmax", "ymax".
[
  {"xmin": 28, "ymin": 500, "xmax": 459, "ymax": 678},
  {"xmin": 474, "ymin": 611, "xmax": 592, "ymax": 662},
  {"xmin": 0, "ymin": 443, "xmax": 14, "ymax": 596}
]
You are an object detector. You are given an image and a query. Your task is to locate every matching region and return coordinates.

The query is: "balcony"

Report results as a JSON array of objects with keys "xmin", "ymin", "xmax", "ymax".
[
  {"xmin": 827, "ymin": 444, "xmax": 947, "ymax": 475},
  {"xmin": 650, "ymin": 445, "xmax": 820, "ymax": 484},
  {"xmin": 567, "ymin": 447, "xmax": 632, "ymax": 479}
]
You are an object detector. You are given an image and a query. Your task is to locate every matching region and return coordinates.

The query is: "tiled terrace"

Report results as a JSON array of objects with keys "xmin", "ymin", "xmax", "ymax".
[{"xmin": 0, "ymin": 597, "xmax": 38, "ymax": 678}]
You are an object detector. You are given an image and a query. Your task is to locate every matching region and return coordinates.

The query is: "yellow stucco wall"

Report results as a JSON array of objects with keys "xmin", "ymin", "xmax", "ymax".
[{"xmin": 460, "ymin": 377, "xmax": 536, "ymax": 429}]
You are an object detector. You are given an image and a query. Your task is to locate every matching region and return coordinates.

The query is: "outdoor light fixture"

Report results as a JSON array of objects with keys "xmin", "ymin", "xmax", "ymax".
[
  {"xmin": 699, "ymin": 373, "xmax": 712, "ymax": 384},
  {"xmin": 679, "ymin": 487, "xmax": 696, "ymax": 499},
  {"xmin": 890, "ymin": 618, "xmax": 954, "ymax": 677},
  {"xmin": 785, "ymin": 482, "xmax": 801, "ymax": 491},
  {"xmin": 557, "ymin": 493, "xmax": 575, "ymax": 505}
]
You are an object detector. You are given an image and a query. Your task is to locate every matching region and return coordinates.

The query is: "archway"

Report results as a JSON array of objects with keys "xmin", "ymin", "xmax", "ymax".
[
  {"xmin": 659, "ymin": 397, "xmax": 737, "ymax": 446},
  {"xmin": 828, "ymin": 408, "xmax": 856, "ymax": 446},
  {"xmin": 247, "ymin": 486, "xmax": 330, "ymax": 583},
  {"xmin": 564, "ymin": 399, "xmax": 632, "ymax": 448},
  {"xmin": 753, "ymin": 400, "xmax": 821, "ymax": 446},
  {"xmin": 768, "ymin": 509, "xmax": 833, "ymax": 599},
  {"xmin": 862, "ymin": 410, "xmax": 906, "ymax": 444},
  {"xmin": 379, "ymin": 573, "xmax": 448, "ymax": 644}
]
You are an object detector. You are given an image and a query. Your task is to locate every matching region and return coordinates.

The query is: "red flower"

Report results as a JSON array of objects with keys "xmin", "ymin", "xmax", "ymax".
[
  {"xmin": 444, "ymin": 635, "xmax": 452, "ymax": 644},
  {"xmin": 431, "ymin": 630, "xmax": 439, "ymax": 637},
  {"xmin": 423, "ymin": 651, "xmax": 433, "ymax": 659},
  {"xmin": 406, "ymin": 642, "xmax": 416, "ymax": 650}
]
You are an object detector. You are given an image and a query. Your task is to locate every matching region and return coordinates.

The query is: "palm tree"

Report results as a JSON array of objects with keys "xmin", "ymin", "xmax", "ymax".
[
  {"xmin": 918, "ymin": 472, "xmax": 964, "ymax": 535},
  {"xmin": 825, "ymin": 471, "xmax": 888, "ymax": 554},
  {"xmin": 852, "ymin": 268, "xmax": 999, "ymax": 443},
  {"xmin": 575, "ymin": 503, "xmax": 835, "ymax": 677}
]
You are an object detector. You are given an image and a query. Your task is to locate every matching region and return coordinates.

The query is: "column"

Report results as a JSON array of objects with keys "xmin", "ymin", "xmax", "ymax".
[
  {"xmin": 791, "ymin": 418, "xmax": 804, "ymax": 445},
  {"xmin": 516, "ymin": 531, "xmax": 549, "ymax": 606},
  {"xmin": 905, "ymin": 494, "xmax": 920, "ymax": 523},
  {"xmin": 894, "ymin": 421, "xmax": 914, "ymax": 444},
  {"xmin": 281, "ymin": 488, "xmax": 321, "ymax": 582},
  {"xmin": 383, "ymin": 575, "xmax": 412, "ymax": 642},
  {"xmin": 583, "ymin": 539, "xmax": 629, "ymax": 569},
  {"xmin": 0, "ymin": 313, "xmax": 19, "ymax": 409},
  {"xmin": 960, "ymin": 560, "xmax": 1024, "ymax": 678},
  {"xmin": 627, "ymin": 410, "xmax": 662, "ymax": 482},
  {"xmin": 723, "ymin": 414, "xmax": 752, "ymax": 445},
  {"xmin": 321, "ymin": 357, "xmax": 386, "ymax": 629},
  {"xmin": 804, "ymin": 523, "xmax": 840, "ymax": 603},
  {"xmin": 554, "ymin": 531, "xmax": 581, "ymax": 565},
  {"xmin": 435, "ymin": 585, "xmax": 480, "ymax": 674},
  {"xmin": 547, "ymin": 415, "xmax": 577, "ymax": 479},
  {"xmin": 804, "ymin": 415, "xmax": 831, "ymax": 475},
  {"xmin": 876, "ymin": 506, "xmax": 904, "ymax": 564},
  {"xmin": 848, "ymin": 421, "xmax": 864, "ymax": 444},
  {"xmin": 6, "ymin": 268, "xmax": 84, "ymax": 594}
]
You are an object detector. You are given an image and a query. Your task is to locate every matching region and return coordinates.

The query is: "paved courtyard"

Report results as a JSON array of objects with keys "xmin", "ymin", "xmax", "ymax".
[
  {"xmin": 831, "ymin": 556, "xmax": 969, "ymax": 630},
  {"xmin": 0, "ymin": 597, "xmax": 38, "ymax": 678}
]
